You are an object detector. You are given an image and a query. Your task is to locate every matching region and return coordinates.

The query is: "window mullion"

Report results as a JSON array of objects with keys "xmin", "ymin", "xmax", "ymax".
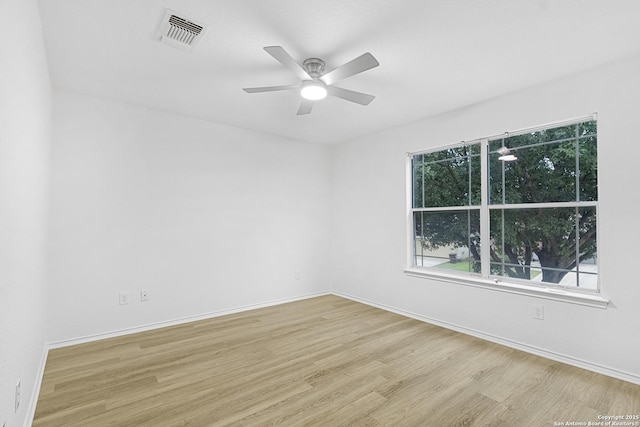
[
  {"xmin": 422, "ymin": 154, "xmax": 426, "ymax": 208},
  {"xmin": 575, "ymin": 123, "xmax": 581, "ymax": 203},
  {"xmin": 489, "ymin": 201, "xmax": 597, "ymax": 210},
  {"xmin": 480, "ymin": 139, "xmax": 490, "ymax": 278},
  {"xmin": 575, "ymin": 206, "xmax": 581, "ymax": 287}
]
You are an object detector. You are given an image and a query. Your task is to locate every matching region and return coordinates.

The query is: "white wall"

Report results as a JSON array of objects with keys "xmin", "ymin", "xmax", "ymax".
[
  {"xmin": 331, "ymin": 54, "xmax": 640, "ymax": 382},
  {"xmin": 47, "ymin": 91, "xmax": 331, "ymax": 343},
  {"xmin": 0, "ymin": 0, "xmax": 51, "ymax": 425}
]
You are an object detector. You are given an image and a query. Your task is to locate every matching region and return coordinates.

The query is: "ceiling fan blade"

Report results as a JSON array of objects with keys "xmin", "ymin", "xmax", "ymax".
[
  {"xmin": 320, "ymin": 52, "xmax": 379, "ymax": 86},
  {"xmin": 296, "ymin": 99, "xmax": 313, "ymax": 115},
  {"xmin": 243, "ymin": 84, "xmax": 299, "ymax": 93},
  {"xmin": 264, "ymin": 46, "xmax": 311, "ymax": 81},
  {"xmin": 327, "ymin": 86, "xmax": 375, "ymax": 106}
]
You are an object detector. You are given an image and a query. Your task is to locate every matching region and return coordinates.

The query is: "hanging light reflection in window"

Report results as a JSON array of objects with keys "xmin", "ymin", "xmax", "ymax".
[{"xmin": 497, "ymin": 146, "xmax": 517, "ymax": 162}]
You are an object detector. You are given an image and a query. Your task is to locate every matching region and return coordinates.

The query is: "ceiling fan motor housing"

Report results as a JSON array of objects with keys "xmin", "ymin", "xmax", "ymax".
[{"xmin": 303, "ymin": 58, "xmax": 325, "ymax": 78}]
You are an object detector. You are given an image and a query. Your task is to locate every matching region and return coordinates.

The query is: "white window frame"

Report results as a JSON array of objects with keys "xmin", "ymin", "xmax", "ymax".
[{"xmin": 404, "ymin": 115, "xmax": 608, "ymax": 308}]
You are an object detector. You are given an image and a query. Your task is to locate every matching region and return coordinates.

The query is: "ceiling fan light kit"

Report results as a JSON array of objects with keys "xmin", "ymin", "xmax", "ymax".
[
  {"xmin": 243, "ymin": 46, "xmax": 379, "ymax": 115},
  {"xmin": 301, "ymin": 80, "xmax": 327, "ymax": 100}
]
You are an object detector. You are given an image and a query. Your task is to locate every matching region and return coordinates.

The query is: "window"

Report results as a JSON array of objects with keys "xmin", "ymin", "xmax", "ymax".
[
  {"xmin": 408, "ymin": 116, "xmax": 599, "ymax": 296},
  {"xmin": 411, "ymin": 143, "xmax": 482, "ymax": 273}
]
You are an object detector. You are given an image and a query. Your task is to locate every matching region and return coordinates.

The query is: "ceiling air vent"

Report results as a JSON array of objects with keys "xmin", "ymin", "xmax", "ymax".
[{"xmin": 155, "ymin": 9, "xmax": 207, "ymax": 52}]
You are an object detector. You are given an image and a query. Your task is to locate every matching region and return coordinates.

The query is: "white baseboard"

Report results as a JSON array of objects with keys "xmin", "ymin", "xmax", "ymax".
[
  {"xmin": 333, "ymin": 291, "xmax": 640, "ymax": 386},
  {"xmin": 24, "ymin": 344, "xmax": 49, "ymax": 427},
  {"xmin": 47, "ymin": 291, "xmax": 330, "ymax": 349}
]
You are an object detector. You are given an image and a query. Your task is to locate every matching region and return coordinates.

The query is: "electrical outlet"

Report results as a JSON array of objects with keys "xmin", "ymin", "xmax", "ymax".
[
  {"xmin": 119, "ymin": 291, "xmax": 129, "ymax": 305},
  {"xmin": 140, "ymin": 289, "xmax": 150, "ymax": 302},
  {"xmin": 15, "ymin": 379, "xmax": 21, "ymax": 413},
  {"xmin": 294, "ymin": 271, "xmax": 301, "ymax": 280},
  {"xmin": 533, "ymin": 304, "xmax": 544, "ymax": 320}
]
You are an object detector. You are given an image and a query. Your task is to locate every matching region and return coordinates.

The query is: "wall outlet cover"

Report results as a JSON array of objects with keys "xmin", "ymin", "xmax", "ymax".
[
  {"xmin": 119, "ymin": 291, "xmax": 129, "ymax": 305},
  {"xmin": 533, "ymin": 304, "xmax": 545, "ymax": 320}
]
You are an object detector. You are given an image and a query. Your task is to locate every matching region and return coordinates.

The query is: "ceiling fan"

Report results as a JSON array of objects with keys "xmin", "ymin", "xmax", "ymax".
[{"xmin": 243, "ymin": 46, "xmax": 379, "ymax": 115}]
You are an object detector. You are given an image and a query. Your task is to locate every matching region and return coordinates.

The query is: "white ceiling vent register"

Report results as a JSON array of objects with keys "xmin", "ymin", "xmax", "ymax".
[{"xmin": 155, "ymin": 9, "xmax": 207, "ymax": 52}]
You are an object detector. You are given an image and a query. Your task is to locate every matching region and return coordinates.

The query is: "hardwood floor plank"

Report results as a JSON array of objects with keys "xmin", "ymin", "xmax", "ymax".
[{"xmin": 33, "ymin": 295, "xmax": 640, "ymax": 426}]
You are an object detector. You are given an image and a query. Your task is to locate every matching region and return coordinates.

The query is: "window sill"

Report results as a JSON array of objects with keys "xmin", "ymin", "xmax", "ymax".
[{"xmin": 403, "ymin": 268, "xmax": 609, "ymax": 309}]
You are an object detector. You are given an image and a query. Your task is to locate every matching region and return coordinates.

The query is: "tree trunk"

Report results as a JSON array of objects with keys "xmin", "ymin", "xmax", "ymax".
[{"xmin": 537, "ymin": 250, "xmax": 572, "ymax": 284}]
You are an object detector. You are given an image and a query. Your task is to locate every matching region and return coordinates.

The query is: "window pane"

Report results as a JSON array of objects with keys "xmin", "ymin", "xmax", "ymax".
[
  {"xmin": 489, "ymin": 123, "xmax": 578, "ymax": 151},
  {"xmin": 489, "ymin": 207, "xmax": 597, "ymax": 287},
  {"xmin": 536, "ymin": 123, "xmax": 577, "ymax": 143},
  {"xmin": 488, "ymin": 148, "xmax": 503, "ymax": 205},
  {"xmin": 578, "ymin": 120, "xmax": 597, "ymax": 137},
  {"xmin": 579, "ymin": 135, "xmax": 598, "ymax": 202},
  {"xmin": 423, "ymin": 160, "xmax": 469, "ymax": 207},
  {"xmin": 422, "ymin": 146, "xmax": 468, "ymax": 163},
  {"xmin": 470, "ymin": 152, "xmax": 482, "ymax": 206},
  {"xmin": 577, "ymin": 271, "xmax": 598, "ymax": 290},
  {"xmin": 489, "ymin": 120, "xmax": 598, "ymax": 205},
  {"xmin": 414, "ymin": 145, "xmax": 481, "ymax": 208},
  {"xmin": 412, "ymin": 154, "xmax": 424, "ymax": 208},
  {"xmin": 489, "ymin": 139, "xmax": 578, "ymax": 204},
  {"xmin": 413, "ymin": 210, "xmax": 480, "ymax": 273},
  {"xmin": 576, "ymin": 206, "xmax": 598, "ymax": 288}
]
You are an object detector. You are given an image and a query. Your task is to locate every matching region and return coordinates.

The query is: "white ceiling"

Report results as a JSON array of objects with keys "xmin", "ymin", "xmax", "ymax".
[{"xmin": 37, "ymin": 0, "xmax": 640, "ymax": 145}]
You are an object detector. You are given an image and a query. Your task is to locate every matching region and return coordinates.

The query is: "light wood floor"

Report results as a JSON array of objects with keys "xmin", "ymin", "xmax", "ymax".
[{"xmin": 34, "ymin": 295, "xmax": 640, "ymax": 426}]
